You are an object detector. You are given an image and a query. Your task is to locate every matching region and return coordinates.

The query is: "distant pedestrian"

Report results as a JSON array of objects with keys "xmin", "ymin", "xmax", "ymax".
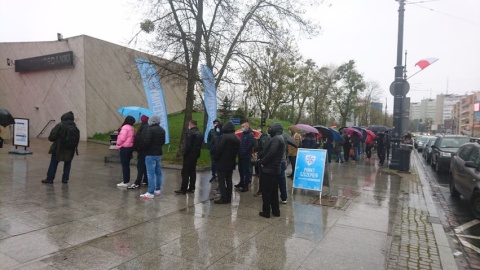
[
  {"xmin": 214, "ymin": 121, "xmax": 240, "ymax": 204},
  {"xmin": 350, "ymin": 132, "xmax": 360, "ymax": 162},
  {"xmin": 235, "ymin": 121, "xmax": 254, "ymax": 192},
  {"xmin": 287, "ymin": 126, "xmax": 302, "ymax": 178},
  {"xmin": 207, "ymin": 119, "xmax": 221, "ymax": 183},
  {"xmin": 254, "ymin": 127, "xmax": 271, "ymax": 197},
  {"xmin": 334, "ymin": 136, "xmax": 345, "ymax": 163},
  {"xmin": 140, "ymin": 116, "xmax": 166, "ymax": 199},
  {"xmin": 323, "ymin": 138, "xmax": 333, "ymax": 163},
  {"xmin": 128, "ymin": 115, "xmax": 149, "ymax": 189},
  {"xmin": 385, "ymin": 131, "xmax": 392, "ymax": 160},
  {"xmin": 365, "ymin": 133, "xmax": 374, "ymax": 159},
  {"xmin": 175, "ymin": 120, "xmax": 203, "ymax": 194},
  {"xmin": 376, "ymin": 131, "xmax": 386, "ymax": 166},
  {"xmin": 302, "ymin": 133, "xmax": 319, "ymax": 149},
  {"xmin": 342, "ymin": 133, "xmax": 351, "ymax": 162},
  {"xmin": 41, "ymin": 111, "xmax": 79, "ymax": 184},
  {"xmin": 116, "ymin": 116, "xmax": 136, "ymax": 187},
  {"xmin": 257, "ymin": 123, "xmax": 286, "ymax": 218}
]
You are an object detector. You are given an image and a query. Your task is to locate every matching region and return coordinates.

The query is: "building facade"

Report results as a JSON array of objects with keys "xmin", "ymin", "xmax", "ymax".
[
  {"xmin": 435, "ymin": 94, "xmax": 464, "ymax": 132},
  {"xmin": 0, "ymin": 35, "xmax": 186, "ymax": 141}
]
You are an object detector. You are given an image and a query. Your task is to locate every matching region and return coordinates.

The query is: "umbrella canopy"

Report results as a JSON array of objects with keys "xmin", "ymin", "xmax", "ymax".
[
  {"xmin": 118, "ymin": 106, "xmax": 153, "ymax": 121},
  {"xmin": 282, "ymin": 132, "xmax": 297, "ymax": 148},
  {"xmin": 365, "ymin": 129, "xmax": 376, "ymax": 139},
  {"xmin": 366, "ymin": 125, "xmax": 389, "ymax": 134},
  {"xmin": 235, "ymin": 129, "xmax": 261, "ymax": 140},
  {"xmin": 295, "ymin": 124, "xmax": 319, "ymax": 134},
  {"xmin": 344, "ymin": 127, "xmax": 363, "ymax": 138},
  {"xmin": 0, "ymin": 108, "xmax": 15, "ymax": 127},
  {"xmin": 313, "ymin": 125, "xmax": 333, "ymax": 141},
  {"xmin": 328, "ymin": 127, "xmax": 342, "ymax": 142}
]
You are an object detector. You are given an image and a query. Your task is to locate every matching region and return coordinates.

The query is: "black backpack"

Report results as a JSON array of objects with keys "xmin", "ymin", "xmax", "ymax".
[{"xmin": 62, "ymin": 124, "xmax": 80, "ymax": 150}]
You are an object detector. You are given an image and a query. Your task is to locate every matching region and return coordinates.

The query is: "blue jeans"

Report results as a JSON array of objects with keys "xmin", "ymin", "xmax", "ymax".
[
  {"xmin": 119, "ymin": 147, "xmax": 134, "ymax": 183},
  {"xmin": 278, "ymin": 161, "xmax": 287, "ymax": 201},
  {"xmin": 238, "ymin": 157, "xmax": 252, "ymax": 187},
  {"xmin": 289, "ymin": 156, "xmax": 297, "ymax": 176},
  {"xmin": 354, "ymin": 146, "xmax": 360, "ymax": 161},
  {"xmin": 146, "ymin": 155, "xmax": 163, "ymax": 194},
  {"xmin": 46, "ymin": 153, "xmax": 71, "ymax": 181},
  {"xmin": 336, "ymin": 150, "xmax": 345, "ymax": 162}
]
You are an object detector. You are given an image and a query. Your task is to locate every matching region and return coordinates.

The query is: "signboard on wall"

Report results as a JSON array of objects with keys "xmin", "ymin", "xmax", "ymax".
[
  {"xmin": 15, "ymin": 51, "xmax": 74, "ymax": 72},
  {"xmin": 13, "ymin": 118, "xmax": 29, "ymax": 147}
]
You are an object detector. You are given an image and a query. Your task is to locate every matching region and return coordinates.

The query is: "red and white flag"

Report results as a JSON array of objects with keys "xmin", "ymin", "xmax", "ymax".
[{"xmin": 415, "ymin": 57, "xmax": 439, "ymax": 70}]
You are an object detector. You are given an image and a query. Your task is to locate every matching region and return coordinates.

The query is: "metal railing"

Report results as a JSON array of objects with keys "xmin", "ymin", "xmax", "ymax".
[{"xmin": 37, "ymin": 120, "xmax": 55, "ymax": 138}]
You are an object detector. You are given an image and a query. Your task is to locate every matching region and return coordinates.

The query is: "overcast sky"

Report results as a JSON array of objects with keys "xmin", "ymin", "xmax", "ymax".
[{"xmin": 1, "ymin": 0, "xmax": 479, "ymax": 112}]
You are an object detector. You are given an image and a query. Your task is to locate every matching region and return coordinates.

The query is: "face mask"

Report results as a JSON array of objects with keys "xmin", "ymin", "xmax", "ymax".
[
  {"xmin": 215, "ymin": 127, "xmax": 220, "ymax": 133},
  {"xmin": 241, "ymin": 128, "xmax": 246, "ymax": 132}
]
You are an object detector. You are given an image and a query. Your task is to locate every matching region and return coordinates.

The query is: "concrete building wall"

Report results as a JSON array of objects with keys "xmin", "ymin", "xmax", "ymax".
[{"xmin": 0, "ymin": 35, "xmax": 186, "ymax": 141}]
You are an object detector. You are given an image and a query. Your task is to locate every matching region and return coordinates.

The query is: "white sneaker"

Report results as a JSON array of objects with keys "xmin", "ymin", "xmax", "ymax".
[
  {"xmin": 154, "ymin": 190, "xmax": 161, "ymax": 196},
  {"xmin": 281, "ymin": 200, "xmax": 287, "ymax": 204},
  {"xmin": 117, "ymin": 182, "xmax": 128, "ymax": 187},
  {"xmin": 140, "ymin": 192, "xmax": 154, "ymax": 199}
]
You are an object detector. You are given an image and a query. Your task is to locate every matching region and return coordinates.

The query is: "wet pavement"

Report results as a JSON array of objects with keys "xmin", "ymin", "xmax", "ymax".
[{"xmin": 0, "ymin": 140, "xmax": 457, "ymax": 269}]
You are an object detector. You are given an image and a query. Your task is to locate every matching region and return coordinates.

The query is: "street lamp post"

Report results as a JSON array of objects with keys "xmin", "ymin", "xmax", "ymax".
[{"xmin": 389, "ymin": 0, "xmax": 410, "ymax": 170}]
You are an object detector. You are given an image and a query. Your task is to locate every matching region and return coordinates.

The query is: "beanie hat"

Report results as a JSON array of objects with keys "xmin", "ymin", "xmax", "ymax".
[
  {"xmin": 141, "ymin": 115, "xmax": 149, "ymax": 123},
  {"xmin": 148, "ymin": 115, "xmax": 160, "ymax": 125}
]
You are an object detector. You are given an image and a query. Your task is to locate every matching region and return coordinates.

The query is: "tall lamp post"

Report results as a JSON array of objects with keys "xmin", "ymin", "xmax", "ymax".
[{"xmin": 389, "ymin": 0, "xmax": 410, "ymax": 170}]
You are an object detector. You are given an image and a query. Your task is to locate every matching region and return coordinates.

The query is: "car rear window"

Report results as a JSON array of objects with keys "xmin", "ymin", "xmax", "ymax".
[{"xmin": 440, "ymin": 137, "xmax": 470, "ymax": 148}]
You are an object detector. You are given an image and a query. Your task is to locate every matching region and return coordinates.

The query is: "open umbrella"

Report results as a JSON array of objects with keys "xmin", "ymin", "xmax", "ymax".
[
  {"xmin": 328, "ymin": 127, "xmax": 342, "ymax": 142},
  {"xmin": 365, "ymin": 129, "xmax": 376, "ymax": 139},
  {"xmin": 235, "ymin": 129, "xmax": 261, "ymax": 140},
  {"xmin": 118, "ymin": 106, "xmax": 153, "ymax": 121},
  {"xmin": 282, "ymin": 132, "xmax": 297, "ymax": 148},
  {"xmin": 313, "ymin": 125, "xmax": 332, "ymax": 141},
  {"xmin": 295, "ymin": 124, "xmax": 319, "ymax": 134},
  {"xmin": 0, "ymin": 108, "xmax": 15, "ymax": 127},
  {"xmin": 366, "ymin": 125, "xmax": 389, "ymax": 134},
  {"xmin": 344, "ymin": 127, "xmax": 363, "ymax": 138}
]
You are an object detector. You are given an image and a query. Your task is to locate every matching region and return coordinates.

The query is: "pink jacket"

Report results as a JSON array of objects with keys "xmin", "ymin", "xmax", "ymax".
[{"xmin": 116, "ymin": 125, "xmax": 135, "ymax": 149}]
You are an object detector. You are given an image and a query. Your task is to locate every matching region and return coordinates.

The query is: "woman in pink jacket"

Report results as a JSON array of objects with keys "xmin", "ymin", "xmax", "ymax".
[{"xmin": 116, "ymin": 116, "xmax": 136, "ymax": 187}]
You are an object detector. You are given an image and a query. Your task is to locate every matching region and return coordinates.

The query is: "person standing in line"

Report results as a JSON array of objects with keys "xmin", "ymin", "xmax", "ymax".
[
  {"xmin": 323, "ymin": 138, "xmax": 333, "ymax": 163},
  {"xmin": 257, "ymin": 123, "xmax": 286, "ymax": 218},
  {"xmin": 140, "ymin": 116, "xmax": 166, "ymax": 199},
  {"xmin": 253, "ymin": 126, "xmax": 265, "ymax": 176},
  {"xmin": 278, "ymin": 133, "xmax": 289, "ymax": 204},
  {"xmin": 334, "ymin": 135, "xmax": 345, "ymax": 163},
  {"xmin": 385, "ymin": 130, "xmax": 392, "ymax": 161},
  {"xmin": 365, "ymin": 133, "xmax": 374, "ymax": 160},
  {"xmin": 234, "ymin": 121, "xmax": 254, "ymax": 192},
  {"xmin": 350, "ymin": 132, "xmax": 361, "ymax": 162},
  {"xmin": 116, "ymin": 116, "xmax": 136, "ymax": 187},
  {"xmin": 207, "ymin": 119, "xmax": 221, "ymax": 183},
  {"xmin": 175, "ymin": 120, "xmax": 203, "ymax": 194},
  {"xmin": 128, "ymin": 115, "xmax": 149, "ymax": 189},
  {"xmin": 41, "ymin": 111, "xmax": 79, "ymax": 184},
  {"xmin": 287, "ymin": 126, "xmax": 301, "ymax": 178},
  {"xmin": 214, "ymin": 121, "xmax": 240, "ymax": 204},
  {"xmin": 342, "ymin": 133, "xmax": 351, "ymax": 162},
  {"xmin": 253, "ymin": 127, "xmax": 271, "ymax": 197}
]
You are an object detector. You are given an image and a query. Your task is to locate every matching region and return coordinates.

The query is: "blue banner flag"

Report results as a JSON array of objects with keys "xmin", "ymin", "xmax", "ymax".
[
  {"xmin": 135, "ymin": 58, "xmax": 170, "ymax": 144},
  {"xmin": 292, "ymin": 149, "xmax": 327, "ymax": 192},
  {"xmin": 201, "ymin": 65, "xmax": 218, "ymax": 143}
]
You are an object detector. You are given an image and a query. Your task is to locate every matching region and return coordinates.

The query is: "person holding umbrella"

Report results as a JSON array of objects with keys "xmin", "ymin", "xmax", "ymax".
[{"xmin": 287, "ymin": 126, "xmax": 302, "ymax": 178}]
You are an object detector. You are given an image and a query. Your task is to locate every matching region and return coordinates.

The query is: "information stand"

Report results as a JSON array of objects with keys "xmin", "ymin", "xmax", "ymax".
[
  {"xmin": 9, "ymin": 118, "xmax": 33, "ymax": 155},
  {"xmin": 292, "ymin": 148, "xmax": 327, "ymax": 198}
]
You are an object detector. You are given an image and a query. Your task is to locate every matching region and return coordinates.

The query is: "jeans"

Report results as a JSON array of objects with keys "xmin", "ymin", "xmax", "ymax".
[
  {"xmin": 210, "ymin": 152, "xmax": 217, "ymax": 177},
  {"xmin": 288, "ymin": 156, "xmax": 297, "ymax": 176},
  {"xmin": 336, "ymin": 150, "xmax": 345, "ymax": 162},
  {"xmin": 119, "ymin": 147, "xmax": 134, "ymax": 183},
  {"xmin": 354, "ymin": 146, "xmax": 360, "ymax": 161},
  {"xmin": 134, "ymin": 153, "xmax": 148, "ymax": 185},
  {"xmin": 46, "ymin": 153, "xmax": 72, "ymax": 181},
  {"xmin": 278, "ymin": 161, "xmax": 287, "ymax": 201},
  {"xmin": 146, "ymin": 155, "xmax": 162, "ymax": 194},
  {"xmin": 238, "ymin": 157, "xmax": 252, "ymax": 187}
]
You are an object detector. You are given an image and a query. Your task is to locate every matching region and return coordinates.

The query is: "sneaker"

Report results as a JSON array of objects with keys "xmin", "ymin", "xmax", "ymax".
[
  {"xmin": 117, "ymin": 182, "xmax": 128, "ymax": 187},
  {"xmin": 127, "ymin": 184, "xmax": 140, "ymax": 189},
  {"xmin": 140, "ymin": 192, "xmax": 154, "ymax": 199},
  {"xmin": 154, "ymin": 190, "xmax": 161, "ymax": 196},
  {"xmin": 281, "ymin": 200, "xmax": 287, "ymax": 204}
]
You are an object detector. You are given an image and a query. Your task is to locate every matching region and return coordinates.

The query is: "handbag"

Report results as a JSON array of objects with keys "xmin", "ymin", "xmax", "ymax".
[{"xmin": 349, "ymin": 148, "xmax": 355, "ymax": 157}]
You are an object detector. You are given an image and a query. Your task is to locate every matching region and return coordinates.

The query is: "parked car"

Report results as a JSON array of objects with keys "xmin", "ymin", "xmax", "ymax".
[
  {"xmin": 450, "ymin": 142, "xmax": 480, "ymax": 218},
  {"xmin": 417, "ymin": 136, "xmax": 435, "ymax": 152},
  {"xmin": 414, "ymin": 135, "xmax": 424, "ymax": 149},
  {"xmin": 431, "ymin": 135, "xmax": 470, "ymax": 173},
  {"xmin": 422, "ymin": 137, "xmax": 437, "ymax": 164}
]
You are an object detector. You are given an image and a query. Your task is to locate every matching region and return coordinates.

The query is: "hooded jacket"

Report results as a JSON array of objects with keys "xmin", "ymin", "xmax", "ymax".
[
  {"xmin": 48, "ymin": 111, "xmax": 77, "ymax": 161},
  {"xmin": 259, "ymin": 123, "xmax": 286, "ymax": 175},
  {"xmin": 142, "ymin": 116, "xmax": 166, "ymax": 156},
  {"xmin": 214, "ymin": 121, "xmax": 240, "ymax": 171},
  {"xmin": 238, "ymin": 128, "xmax": 254, "ymax": 159}
]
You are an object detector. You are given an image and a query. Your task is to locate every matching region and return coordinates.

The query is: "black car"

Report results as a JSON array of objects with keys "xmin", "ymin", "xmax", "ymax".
[
  {"xmin": 431, "ymin": 135, "xmax": 470, "ymax": 173},
  {"xmin": 422, "ymin": 137, "xmax": 437, "ymax": 164},
  {"xmin": 450, "ymin": 142, "xmax": 480, "ymax": 218}
]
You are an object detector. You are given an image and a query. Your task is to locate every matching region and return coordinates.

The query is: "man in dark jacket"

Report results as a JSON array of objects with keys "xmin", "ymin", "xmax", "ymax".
[
  {"xmin": 128, "ymin": 115, "xmax": 149, "ymax": 189},
  {"xmin": 376, "ymin": 131, "xmax": 386, "ymax": 166},
  {"xmin": 140, "ymin": 116, "xmax": 166, "ymax": 199},
  {"xmin": 42, "ymin": 111, "xmax": 78, "ymax": 184},
  {"xmin": 257, "ymin": 123, "xmax": 286, "ymax": 218},
  {"xmin": 235, "ymin": 121, "xmax": 254, "ymax": 192},
  {"xmin": 175, "ymin": 120, "xmax": 203, "ymax": 194},
  {"xmin": 207, "ymin": 119, "xmax": 221, "ymax": 182},
  {"xmin": 214, "ymin": 121, "xmax": 240, "ymax": 204}
]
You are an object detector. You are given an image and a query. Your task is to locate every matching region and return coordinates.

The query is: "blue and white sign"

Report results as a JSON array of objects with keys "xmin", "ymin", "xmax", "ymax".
[
  {"xmin": 292, "ymin": 149, "xmax": 327, "ymax": 193},
  {"xmin": 201, "ymin": 65, "xmax": 218, "ymax": 143}
]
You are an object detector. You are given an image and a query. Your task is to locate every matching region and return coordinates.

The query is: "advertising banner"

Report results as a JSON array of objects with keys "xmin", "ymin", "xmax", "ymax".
[
  {"xmin": 201, "ymin": 65, "xmax": 217, "ymax": 143},
  {"xmin": 292, "ymin": 149, "xmax": 327, "ymax": 195},
  {"xmin": 13, "ymin": 118, "xmax": 29, "ymax": 147}
]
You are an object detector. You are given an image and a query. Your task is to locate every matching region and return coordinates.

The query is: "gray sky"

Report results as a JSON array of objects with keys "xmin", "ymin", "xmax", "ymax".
[{"xmin": 1, "ymin": 0, "xmax": 479, "ymax": 112}]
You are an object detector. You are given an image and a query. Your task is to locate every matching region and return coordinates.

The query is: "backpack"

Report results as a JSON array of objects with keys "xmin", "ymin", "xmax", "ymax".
[{"xmin": 62, "ymin": 124, "xmax": 80, "ymax": 150}]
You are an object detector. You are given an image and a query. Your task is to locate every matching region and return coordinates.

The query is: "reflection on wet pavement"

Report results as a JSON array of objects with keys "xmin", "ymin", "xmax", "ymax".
[{"xmin": 0, "ymin": 139, "xmax": 404, "ymax": 269}]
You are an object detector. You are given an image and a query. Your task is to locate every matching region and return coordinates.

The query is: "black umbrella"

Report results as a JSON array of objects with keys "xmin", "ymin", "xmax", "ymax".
[
  {"xmin": 313, "ymin": 125, "xmax": 333, "ymax": 141},
  {"xmin": 0, "ymin": 108, "xmax": 14, "ymax": 127},
  {"xmin": 366, "ymin": 125, "xmax": 389, "ymax": 134},
  {"xmin": 282, "ymin": 132, "xmax": 297, "ymax": 148}
]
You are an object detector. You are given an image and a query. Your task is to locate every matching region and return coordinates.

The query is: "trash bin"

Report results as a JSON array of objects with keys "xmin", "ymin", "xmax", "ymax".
[{"xmin": 398, "ymin": 143, "xmax": 413, "ymax": 172}]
